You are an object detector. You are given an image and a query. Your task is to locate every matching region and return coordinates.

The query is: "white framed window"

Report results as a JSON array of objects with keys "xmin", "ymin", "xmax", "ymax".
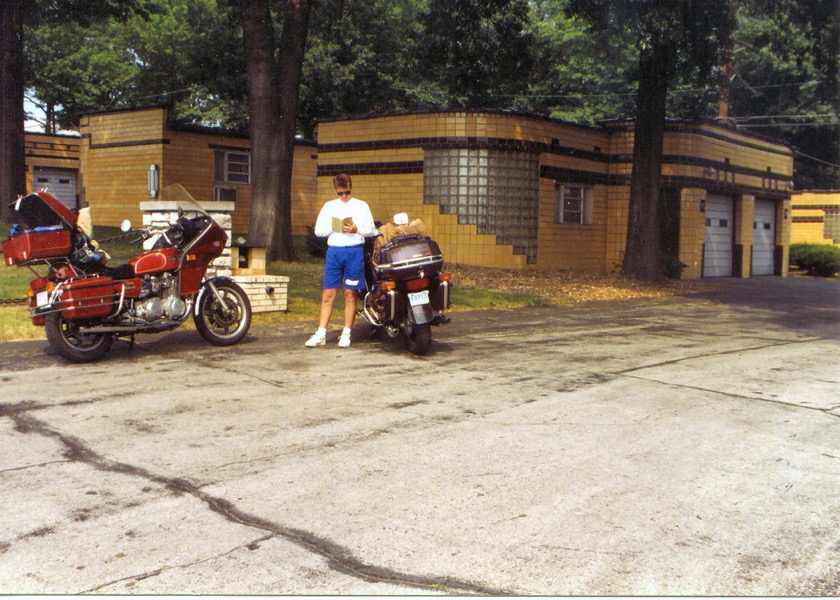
[
  {"xmin": 214, "ymin": 150, "xmax": 251, "ymax": 184},
  {"xmin": 555, "ymin": 183, "xmax": 593, "ymax": 225}
]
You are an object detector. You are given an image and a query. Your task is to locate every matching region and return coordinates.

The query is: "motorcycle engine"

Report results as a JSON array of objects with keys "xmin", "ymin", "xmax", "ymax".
[{"xmin": 135, "ymin": 273, "xmax": 187, "ymax": 321}]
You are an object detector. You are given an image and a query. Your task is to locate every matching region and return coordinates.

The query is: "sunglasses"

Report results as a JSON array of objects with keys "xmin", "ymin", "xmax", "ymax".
[{"xmin": 336, "ymin": 190, "xmax": 352, "ymax": 196}]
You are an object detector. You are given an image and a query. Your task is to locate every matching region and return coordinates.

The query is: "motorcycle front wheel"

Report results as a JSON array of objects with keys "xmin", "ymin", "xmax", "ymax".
[
  {"xmin": 194, "ymin": 280, "xmax": 252, "ymax": 346},
  {"xmin": 45, "ymin": 313, "xmax": 114, "ymax": 363}
]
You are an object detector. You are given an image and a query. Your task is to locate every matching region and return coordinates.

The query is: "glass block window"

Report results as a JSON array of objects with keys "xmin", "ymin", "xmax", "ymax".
[
  {"xmin": 424, "ymin": 148, "xmax": 539, "ymax": 263},
  {"xmin": 214, "ymin": 150, "xmax": 251, "ymax": 184},
  {"xmin": 555, "ymin": 183, "xmax": 593, "ymax": 225}
]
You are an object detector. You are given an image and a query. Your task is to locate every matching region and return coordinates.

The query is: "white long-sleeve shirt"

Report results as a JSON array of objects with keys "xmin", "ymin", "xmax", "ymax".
[{"xmin": 313, "ymin": 197, "xmax": 376, "ymax": 246}]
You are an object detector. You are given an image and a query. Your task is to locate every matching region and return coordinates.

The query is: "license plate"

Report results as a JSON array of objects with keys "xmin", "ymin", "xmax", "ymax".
[
  {"xmin": 36, "ymin": 291, "xmax": 49, "ymax": 307},
  {"xmin": 408, "ymin": 290, "xmax": 429, "ymax": 307}
]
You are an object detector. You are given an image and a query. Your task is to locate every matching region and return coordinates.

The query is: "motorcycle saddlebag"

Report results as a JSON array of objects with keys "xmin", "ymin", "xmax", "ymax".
[
  {"xmin": 3, "ymin": 228, "xmax": 71, "ymax": 266},
  {"xmin": 3, "ymin": 192, "xmax": 76, "ymax": 266},
  {"xmin": 59, "ymin": 277, "xmax": 117, "ymax": 320},
  {"xmin": 376, "ymin": 235, "xmax": 443, "ymax": 281}
]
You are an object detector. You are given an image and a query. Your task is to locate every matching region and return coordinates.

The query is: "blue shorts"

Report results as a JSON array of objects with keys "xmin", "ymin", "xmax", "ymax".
[{"xmin": 323, "ymin": 245, "xmax": 366, "ymax": 291}]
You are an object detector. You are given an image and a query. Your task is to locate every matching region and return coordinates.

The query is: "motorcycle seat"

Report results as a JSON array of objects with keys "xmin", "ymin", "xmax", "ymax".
[{"xmin": 101, "ymin": 264, "xmax": 136, "ymax": 280}]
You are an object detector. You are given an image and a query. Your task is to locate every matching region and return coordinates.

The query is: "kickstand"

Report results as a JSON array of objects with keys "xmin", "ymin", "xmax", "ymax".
[{"xmin": 128, "ymin": 334, "xmax": 136, "ymax": 351}]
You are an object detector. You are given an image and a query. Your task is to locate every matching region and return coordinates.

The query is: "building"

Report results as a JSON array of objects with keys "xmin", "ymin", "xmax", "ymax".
[
  {"xmin": 790, "ymin": 191, "xmax": 840, "ymax": 246},
  {"xmin": 25, "ymin": 106, "xmax": 796, "ymax": 280},
  {"xmin": 77, "ymin": 106, "xmax": 318, "ymax": 235},
  {"xmin": 316, "ymin": 111, "xmax": 793, "ymax": 279},
  {"xmin": 24, "ymin": 132, "xmax": 82, "ymax": 212}
]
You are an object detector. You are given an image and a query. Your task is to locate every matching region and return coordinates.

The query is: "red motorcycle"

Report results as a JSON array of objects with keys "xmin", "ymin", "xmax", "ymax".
[{"xmin": 2, "ymin": 187, "xmax": 251, "ymax": 363}]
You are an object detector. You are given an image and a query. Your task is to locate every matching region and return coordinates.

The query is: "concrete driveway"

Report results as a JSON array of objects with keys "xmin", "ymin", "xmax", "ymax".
[{"xmin": 0, "ymin": 276, "xmax": 837, "ymax": 595}]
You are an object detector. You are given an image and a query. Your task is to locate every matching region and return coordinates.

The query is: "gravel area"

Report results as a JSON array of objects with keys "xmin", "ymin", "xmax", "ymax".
[{"xmin": 451, "ymin": 264, "xmax": 710, "ymax": 304}]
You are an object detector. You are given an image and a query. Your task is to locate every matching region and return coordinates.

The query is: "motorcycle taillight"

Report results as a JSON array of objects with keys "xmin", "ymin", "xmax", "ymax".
[{"xmin": 405, "ymin": 277, "xmax": 429, "ymax": 291}]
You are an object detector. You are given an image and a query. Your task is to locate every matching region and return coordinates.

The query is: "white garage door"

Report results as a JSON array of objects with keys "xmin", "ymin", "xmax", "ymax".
[
  {"xmin": 704, "ymin": 195, "xmax": 734, "ymax": 277},
  {"xmin": 752, "ymin": 199, "xmax": 776, "ymax": 276},
  {"xmin": 33, "ymin": 168, "xmax": 77, "ymax": 212}
]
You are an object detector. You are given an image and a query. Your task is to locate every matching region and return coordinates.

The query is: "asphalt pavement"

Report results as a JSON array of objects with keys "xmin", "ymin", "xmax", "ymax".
[{"xmin": 0, "ymin": 276, "xmax": 838, "ymax": 595}]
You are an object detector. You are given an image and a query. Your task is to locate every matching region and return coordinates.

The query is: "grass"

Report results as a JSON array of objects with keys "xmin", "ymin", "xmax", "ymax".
[{"xmin": 0, "ymin": 226, "xmax": 544, "ymax": 342}]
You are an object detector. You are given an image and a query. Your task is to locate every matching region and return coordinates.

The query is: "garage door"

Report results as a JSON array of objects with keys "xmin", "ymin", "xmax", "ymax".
[
  {"xmin": 33, "ymin": 168, "xmax": 77, "ymax": 212},
  {"xmin": 752, "ymin": 199, "xmax": 776, "ymax": 276},
  {"xmin": 703, "ymin": 195, "xmax": 734, "ymax": 277}
]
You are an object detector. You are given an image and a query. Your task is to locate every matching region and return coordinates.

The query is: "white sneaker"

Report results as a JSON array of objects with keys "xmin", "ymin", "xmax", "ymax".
[
  {"xmin": 305, "ymin": 333, "xmax": 326, "ymax": 347},
  {"xmin": 338, "ymin": 332, "xmax": 352, "ymax": 348}
]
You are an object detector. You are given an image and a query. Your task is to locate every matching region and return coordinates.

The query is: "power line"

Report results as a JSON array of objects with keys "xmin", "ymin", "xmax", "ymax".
[
  {"xmin": 490, "ymin": 80, "xmax": 827, "ymax": 100},
  {"xmin": 792, "ymin": 150, "xmax": 840, "ymax": 169}
]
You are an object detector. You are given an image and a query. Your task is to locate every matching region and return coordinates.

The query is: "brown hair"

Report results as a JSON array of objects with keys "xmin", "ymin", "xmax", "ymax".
[{"xmin": 333, "ymin": 173, "xmax": 352, "ymax": 189}]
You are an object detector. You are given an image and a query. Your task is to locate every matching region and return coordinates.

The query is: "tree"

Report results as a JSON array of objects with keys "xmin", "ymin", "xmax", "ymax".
[
  {"xmin": 728, "ymin": 0, "xmax": 839, "ymax": 189},
  {"xmin": 522, "ymin": 0, "xmax": 637, "ymax": 123},
  {"xmin": 240, "ymin": 0, "xmax": 312, "ymax": 261},
  {"xmin": 0, "ymin": 0, "xmax": 26, "ymax": 223},
  {"xmin": 1, "ymin": 0, "xmax": 142, "ymax": 222},
  {"xmin": 298, "ymin": 0, "xmax": 432, "ymax": 138},
  {"xmin": 418, "ymin": 0, "xmax": 533, "ymax": 108},
  {"xmin": 568, "ymin": 0, "xmax": 736, "ymax": 280}
]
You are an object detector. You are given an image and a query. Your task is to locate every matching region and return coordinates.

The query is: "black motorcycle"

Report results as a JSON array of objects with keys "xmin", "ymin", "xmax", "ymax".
[{"xmin": 359, "ymin": 216, "xmax": 452, "ymax": 355}]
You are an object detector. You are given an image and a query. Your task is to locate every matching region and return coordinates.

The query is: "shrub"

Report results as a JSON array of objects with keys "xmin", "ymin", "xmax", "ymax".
[{"xmin": 789, "ymin": 243, "xmax": 840, "ymax": 277}]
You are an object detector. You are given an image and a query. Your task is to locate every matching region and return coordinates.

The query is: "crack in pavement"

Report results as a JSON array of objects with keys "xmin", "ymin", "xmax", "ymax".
[
  {"xmin": 80, "ymin": 533, "xmax": 277, "ymax": 593},
  {"xmin": 7, "ymin": 411, "xmax": 511, "ymax": 596},
  {"xmin": 618, "ymin": 374, "xmax": 840, "ymax": 418},
  {"xmin": 614, "ymin": 337, "xmax": 823, "ymax": 375}
]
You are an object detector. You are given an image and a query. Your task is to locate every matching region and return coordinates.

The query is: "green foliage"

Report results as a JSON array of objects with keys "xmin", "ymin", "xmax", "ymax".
[
  {"xmin": 729, "ymin": 0, "xmax": 840, "ymax": 189},
  {"xmin": 789, "ymin": 243, "xmax": 840, "ymax": 278},
  {"xmin": 521, "ymin": 0, "xmax": 637, "ymax": 123},
  {"xmin": 19, "ymin": 0, "xmax": 839, "ymax": 186},
  {"xmin": 418, "ymin": 0, "xmax": 533, "ymax": 108}
]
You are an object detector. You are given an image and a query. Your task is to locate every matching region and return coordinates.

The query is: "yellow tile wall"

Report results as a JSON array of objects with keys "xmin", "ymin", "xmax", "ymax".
[
  {"xmin": 778, "ymin": 199, "xmax": 791, "ymax": 272},
  {"xmin": 734, "ymin": 194, "xmax": 755, "ymax": 278},
  {"xmin": 537, "ymin": 180, "xmax": 608, "ymax": 272},
  {"xmin": 678, "ymin": 188, "xmax": 707, "ymax": 279},
  {"xmin": 790, "ymin": 191, "xmax": 840, "ymax": 246},
  {"xmin": 80, "ymin": 107, "xmax": 317, "ymax": 235}
]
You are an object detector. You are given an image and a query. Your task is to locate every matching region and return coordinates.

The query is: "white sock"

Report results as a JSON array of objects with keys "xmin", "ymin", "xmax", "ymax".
[
  {"xmin": 342, "ymin": 327, "xmax": 352, "ymax": 336},
  {"xmin": 316, "ymin": 327, "xmax": 327, "ymax": 337}
]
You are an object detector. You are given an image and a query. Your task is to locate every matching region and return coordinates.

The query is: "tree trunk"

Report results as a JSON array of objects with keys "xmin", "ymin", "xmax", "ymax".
[
  {"xmin": 241, "ymin": 0, "xmax": 282, "ymax": 253},
  {"xmin": 622, "ymin": 40, "xmax": 673, "ymax": 281},
  {"xmin": 0, "ymin": 0, "xmax": 26, "ymax": 223},
  {"xmin": 241, "ymin": 0, "xmax": 311, "ymax": 262},
  {"xmin": 272, "ymin": 0, "xmax": 312, "ymax": 262}
]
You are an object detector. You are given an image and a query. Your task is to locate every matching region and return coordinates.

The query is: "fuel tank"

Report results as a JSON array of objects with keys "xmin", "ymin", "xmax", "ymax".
[{"xmin": 130, "ymin": 247, "xmax": 179, "ymax": 275}]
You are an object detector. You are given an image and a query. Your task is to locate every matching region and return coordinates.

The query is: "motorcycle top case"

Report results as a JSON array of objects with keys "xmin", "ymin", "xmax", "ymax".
[
  {"xmin": 58, "ymin": 277, "xmax": 118, "ymax": 320},
  {"xmin": 376, "ymin": 234, "xmax": 443, "ymax": 281},
  {"xmin": 2, "ymin": 192, "xmax": 75, "ymax": 266}
]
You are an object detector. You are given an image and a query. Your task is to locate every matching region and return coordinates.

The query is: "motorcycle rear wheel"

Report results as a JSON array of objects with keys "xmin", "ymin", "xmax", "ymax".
[
  {"xmin": 45, "ymin": 313, "xmax": 114, "ymax": 363},
  {"xmin": 194, "ymin": 280, "xmax": 252, "ymax": 346},
  {"xmin": 404, "ymin": 322, "xmax": 432, "ymax": 356}
]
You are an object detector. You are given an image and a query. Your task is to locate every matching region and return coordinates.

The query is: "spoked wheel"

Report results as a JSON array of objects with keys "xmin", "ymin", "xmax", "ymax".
[
  {"xmin": 193, "ymin": 280, "xmax": 252, "ymax": 346},
  {"xmin": 45, "ymin": 313, "xmax": 114, "ymax": 363},
  {"xmin": 403, "ymin": 320, "xmax": 432, "ymax": 356}
]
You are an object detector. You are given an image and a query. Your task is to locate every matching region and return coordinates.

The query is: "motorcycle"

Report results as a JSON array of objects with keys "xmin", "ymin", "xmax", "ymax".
[
  {"xmin": 359, "ymin": 213, "xmax": 452, "ymax": 355},
  {"xmin": 1, "ymin": 185, "xmax": 251, "ymax": 363}
]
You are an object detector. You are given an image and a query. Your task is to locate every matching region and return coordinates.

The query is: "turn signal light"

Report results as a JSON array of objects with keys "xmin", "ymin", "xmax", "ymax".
[
  {"xmin": 438, "ymin": 271, "xmax": 453, "ymax": 282},
  {"xmin": 381, "ymin": 280, "xmax": 397, "ymax": 291},
  {"xmin": 26, "ymin": 288, "xmax": 34, "ymax": 298}
]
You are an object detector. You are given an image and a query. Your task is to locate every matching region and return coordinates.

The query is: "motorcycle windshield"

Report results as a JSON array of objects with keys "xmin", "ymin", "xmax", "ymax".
[
  {"xmin": 10, "ymin": 191, "xmax": 77, "ymax": 230},
  {"xmin": 158, "ymin": 183, "xmax": 210, "ymax": 217}
]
